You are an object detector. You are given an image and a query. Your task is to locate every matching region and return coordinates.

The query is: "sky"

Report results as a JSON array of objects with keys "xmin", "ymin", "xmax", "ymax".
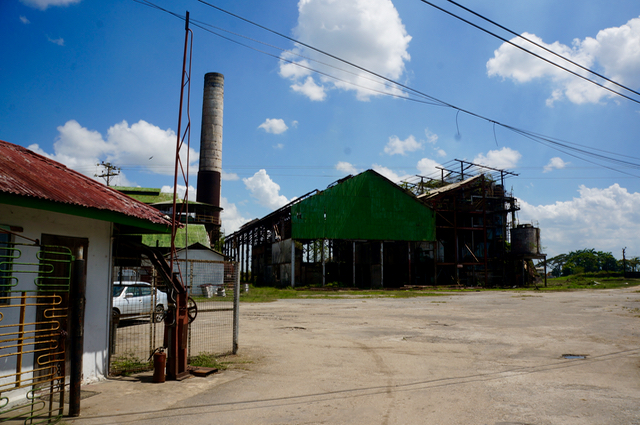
[{"xmin": 2, "ymin": 0, "xmax": 640, "ymax": 259}]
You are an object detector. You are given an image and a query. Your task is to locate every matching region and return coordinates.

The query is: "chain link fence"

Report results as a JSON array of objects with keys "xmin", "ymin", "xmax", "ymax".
[
  {"xmin": 109, "ymin": 258, "xmax": 239, "ymax": 375},
  {"xmin": 180, "ymin": 259, "xmax": 239, "ymax": 357}
]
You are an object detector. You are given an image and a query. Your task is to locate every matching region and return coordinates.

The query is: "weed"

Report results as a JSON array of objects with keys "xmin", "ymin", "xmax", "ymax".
[
  {"xmin": 110, "ymin": 353, "xmax": 151, "ymax": 376},
  {"xmin": 189, "ymin": 352, "xmax": 227, "ymax": 370}
]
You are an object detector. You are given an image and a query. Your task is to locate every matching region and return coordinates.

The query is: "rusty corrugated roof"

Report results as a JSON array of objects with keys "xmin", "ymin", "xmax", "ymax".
[
  {"xmin": 417, "ymin": 174, "xmax": 484, "ymax": 200},
  {"xmin": 0, "ymin": 140, "xmax": 173, "ymax": 227}
]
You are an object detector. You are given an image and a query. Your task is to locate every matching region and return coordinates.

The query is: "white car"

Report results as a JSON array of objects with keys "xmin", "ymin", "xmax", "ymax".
[{"xmin": 112, "ymin": 282, "xmax": 168, "ymax": 323}]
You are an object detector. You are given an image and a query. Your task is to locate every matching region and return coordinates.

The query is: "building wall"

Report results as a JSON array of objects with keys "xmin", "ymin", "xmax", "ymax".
[
  {"xmin": 0, "ymin": 204, "xmax": 112, "ymax": 388},
  {"xmin": 174, "ymin": 248, "xmax": 226, "ymax": 289}
]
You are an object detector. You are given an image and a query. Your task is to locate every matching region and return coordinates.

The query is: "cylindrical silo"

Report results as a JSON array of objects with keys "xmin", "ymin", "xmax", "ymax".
[
  {"xmin": 197, "ymin": 72, "xmax": 224, "ymax": 223},
  {"xmin": 510, "ymin": 224, "xmax": 541, "ymax": 256}
]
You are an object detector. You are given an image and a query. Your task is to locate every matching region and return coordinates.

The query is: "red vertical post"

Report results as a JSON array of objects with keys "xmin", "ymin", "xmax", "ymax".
[{"xmin": 167, "ymin": 11, "xmax": 192, "ymax": 381}]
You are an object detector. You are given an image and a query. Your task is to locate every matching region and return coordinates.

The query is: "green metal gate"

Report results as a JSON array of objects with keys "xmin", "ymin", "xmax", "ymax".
[{"xmin": 0, "ymin": 241, "xmax": 73, "ymax": 424}]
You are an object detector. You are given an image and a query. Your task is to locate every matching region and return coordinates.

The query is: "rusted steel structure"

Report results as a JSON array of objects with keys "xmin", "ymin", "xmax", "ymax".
[
  {"xmin": 224, "ymin": 162, "xmax": 542, "ymax": 288},
  {"xmin": 166, "ymin": 10, "xmax": 193, "ymax": 381},
  {"xmin": 417, "ymin": 173, "xmax": 518, "ymax": 286},
  {"xmin": 223, "ymin": 170, "xmax": 437, "ymax": 288},
  {"xmin": 412, "ymin": 159, "xmax": 544, "ymax": 287}
]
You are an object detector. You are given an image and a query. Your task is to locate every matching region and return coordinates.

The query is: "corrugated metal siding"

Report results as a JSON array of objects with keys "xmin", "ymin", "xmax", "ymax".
[
  {"xmin": 291, "ymin": 170, "xmax": 436, "ymax": 241},
  {"xmin": 0, "ymin": 140, "xmax": 172, "ymax": 226}
]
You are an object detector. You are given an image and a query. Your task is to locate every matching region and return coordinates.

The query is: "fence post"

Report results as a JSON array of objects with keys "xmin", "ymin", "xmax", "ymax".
[
  {"xmin": 232, "ymin": 261, "xmax": 240, "ymax": 354},
  {"xmin": 69, "ymin": 249, "xmax": 86, "ymax": 417}
]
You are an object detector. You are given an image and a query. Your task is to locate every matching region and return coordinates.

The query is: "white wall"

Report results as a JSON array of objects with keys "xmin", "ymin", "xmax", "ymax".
[
  {"xmin": 0, "ymin": 204, "xmax": 112, "ymax": 393},
  {"xmin": 175, "ymin": 249, "xmax": 226, "ymax": 289}
]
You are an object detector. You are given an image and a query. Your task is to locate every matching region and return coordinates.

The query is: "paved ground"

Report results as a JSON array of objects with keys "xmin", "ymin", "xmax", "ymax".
[{"xmin": 69, "ymin": 287, "xmax": 640, "ymax": 425}]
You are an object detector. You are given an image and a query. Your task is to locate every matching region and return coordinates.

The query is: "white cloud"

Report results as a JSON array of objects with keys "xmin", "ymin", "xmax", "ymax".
[
  {"xmin": 519, "ymin": 184, "xmax": 640, "ymax": 257},
  {"xmin": 384, "ymin": 135, "xmax": 423, "ymax": 156},
  {"xmin": 28, "ymin": 119, "xmax": 198, "ymax": 184},
  {"xmin": 28, "ymin": 120, "xmax": 108, "ymax": 178},
  {"xmin": 436, "ymin": 148, "xmax": 447, "ymax": 157},
  {"xmin": 19, "ymin": 16, "xmax": 30, "ymax": 24},
  {"xmin": 473, "ymin": 147, "xmax": 521, "ymax": 169},
  {"xmin": 273, "ymin": 143, "xmax": 284, "ymax": 150},
  {"xmin": 20, "ymin": 0, "xmax": 80, "ymax": 10},
  {"xmin": 279, "ymin": 56, "xmax": 312, "ymax": 80},
  {"xmin": 543, "ymin": 157, "xmax": 570, "ymax": 173},
  {"xmin": 335, "ymin": 161, "xmax": 360, "ymax": 175},
  {"xmin": 160, "ymin": 184, "xmax": 197, "ymax": 201},
  {"xmin": 243, "ymin": 169, "xmax": 291, "ymax": 210},
  {"xmin": 47, "ymin": 36, "xmax": 64, "ymax": 46},
  {"xmin": 221, "ymin": 170, "xmax": 239, "ymax": 181},
  {"xmin": 425, "ymin": 129, "xmax": 438, "ymax": 145},
  {"xmin": 291, "ymin": 76, "xmax": 326, "ymax": 101},
  {"xmin": 487, "ymin": 16, "xmax": 640, "ymax": 105},
  {"xmin": 220, "ymin": 197, "xmax": 252, "ymax": 234},
  {"xmin": 106, "ymin": 120, "xmax": 197, "ymax": 176},
  {"xmin": 371, "ymin": 164, "xmax": 411, "ymax": 183},
  {"xmin": 416, "ymin": 158, "xmax": 442, "ymax": 176},
  {"xmin": 258, "ymin": 118, "xmax": 289, "ymax": 134},
  {"xmin": 280, "ymin": 0, "xmax": 411, "ymax": 101},
  {"xmin": 158, "ymin": 189, "xmax": 251, "ymax": 235}
]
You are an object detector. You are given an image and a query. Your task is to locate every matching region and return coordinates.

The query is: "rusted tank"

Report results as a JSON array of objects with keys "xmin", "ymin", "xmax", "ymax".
[{"xmin": 510, "ymin": 224, "xmax": 542, "ymax": 256}]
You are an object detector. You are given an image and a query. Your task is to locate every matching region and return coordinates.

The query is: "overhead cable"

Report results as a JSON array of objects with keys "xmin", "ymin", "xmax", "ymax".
[
  {"xmin": 137, "ymin": 0, "xmax": 640, "ymax": 179},
  {"xmin": 444, "ymin": 0, "xmax": 640, "ymax": 99},
  {"xmin": 418, "ymin": 0, "xmax": 640, "ymax": 105}
]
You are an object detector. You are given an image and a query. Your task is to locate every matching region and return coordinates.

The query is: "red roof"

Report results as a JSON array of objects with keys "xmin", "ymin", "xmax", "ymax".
[{"xmin": 0, "ymin": 140, "xmax": 173, "ymax": 228}]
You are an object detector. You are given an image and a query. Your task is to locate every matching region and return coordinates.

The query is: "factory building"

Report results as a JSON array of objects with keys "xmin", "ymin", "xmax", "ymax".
[{"xmin": 224, "ymin": 164, "xmax": 544, "ymax": 288}]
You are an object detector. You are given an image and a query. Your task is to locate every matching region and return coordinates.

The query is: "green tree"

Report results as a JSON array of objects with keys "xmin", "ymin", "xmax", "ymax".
[{"xmin": 560, "ymin": 249, "xmax": 620, "ymax": 276}]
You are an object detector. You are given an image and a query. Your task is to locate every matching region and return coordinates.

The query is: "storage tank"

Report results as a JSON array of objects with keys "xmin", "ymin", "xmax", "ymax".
[{"xmin": 510, "ymin": 224, "xmax": 542, "ymax": 255}]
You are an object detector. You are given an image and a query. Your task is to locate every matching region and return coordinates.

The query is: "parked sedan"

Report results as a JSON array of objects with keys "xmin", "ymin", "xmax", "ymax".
[{"xmin": 112, "ymin": 282, "xmax": 168, "ymax": 324}]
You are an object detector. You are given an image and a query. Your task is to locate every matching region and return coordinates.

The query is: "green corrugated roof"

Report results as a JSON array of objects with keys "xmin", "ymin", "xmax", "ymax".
[
  {"xmin": 291, "ymin": 170, "xmax": 435, "ymax": 241},
  {"xmin": 112, "ymin": 187, "xmax": 174, "ymax": 205},
  {"xmin": 142, "ymin": 224, "xmax": 210, "ymax": 248}
]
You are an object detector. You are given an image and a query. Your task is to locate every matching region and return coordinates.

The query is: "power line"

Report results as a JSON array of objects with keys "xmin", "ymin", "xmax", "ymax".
[
  {"xmin": 95, "ymin": 161, "xmax": 121, "ymax": 186},
  {"xmin": 136, "ymin": 1, "xmax": 640, "ymax": 179},
  {"xmin": 417, "ymin": 0, "xmax": 640, "ymax": 105},
  {"xmin": 443, "ymin": 0, "xmax": 640, "ymax": 99}
]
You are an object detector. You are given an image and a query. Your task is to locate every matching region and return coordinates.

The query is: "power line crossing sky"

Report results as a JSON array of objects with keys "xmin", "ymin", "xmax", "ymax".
[{"xmin": 2, "ymin": 0, "xmax": 640, "ymax": 257}]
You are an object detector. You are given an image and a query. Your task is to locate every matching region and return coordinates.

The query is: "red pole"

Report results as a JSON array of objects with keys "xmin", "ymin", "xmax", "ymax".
[{"xmin": 167, "ymin": 11, "xmax": 192, "ymax": 381}]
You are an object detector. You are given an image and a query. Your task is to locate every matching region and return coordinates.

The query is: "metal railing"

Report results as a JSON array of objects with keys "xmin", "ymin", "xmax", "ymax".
[{"xmin": 0, "ymin": 243, "xmax": 73, "ymax": 424}]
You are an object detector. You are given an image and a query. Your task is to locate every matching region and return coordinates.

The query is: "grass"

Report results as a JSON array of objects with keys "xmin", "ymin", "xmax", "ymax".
[
  {"xmin": 189, "ymin": 353, "xmax": 253, "ymax": 371},
  {"xmin": 110, "ymin": 352, "xmax": 151, "ymax": 376},
  {"xmin": 537, "ymin": 276, "xmax": 640, "ymax": 291},
  {"xmin": 188, "ymin": 352, "xmax": 227, "ymax": 370},
  {"xmin": 239, "ymin": 285, "xmax": 448, "ymax": 302},
  {"xmin": 233, "ymin": 277, "xmax": 640, "ymax": 302}
]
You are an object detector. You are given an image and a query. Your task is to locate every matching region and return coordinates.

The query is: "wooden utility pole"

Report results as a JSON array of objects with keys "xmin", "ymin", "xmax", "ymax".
[{"xmin": 95, "ymin": 161, "xmax": 120, "ymax": 186}]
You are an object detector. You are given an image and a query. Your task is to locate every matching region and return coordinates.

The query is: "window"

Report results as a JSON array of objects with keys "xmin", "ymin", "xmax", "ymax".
[{"xmin": 0, "ymin": 230, "xmax": 13, "ymax": 304}]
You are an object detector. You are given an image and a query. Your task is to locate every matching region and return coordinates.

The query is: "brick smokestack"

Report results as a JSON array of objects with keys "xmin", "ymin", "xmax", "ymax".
[{"xmin": 197, "ymin": 72, "xmax": 223, "ymax": 229}]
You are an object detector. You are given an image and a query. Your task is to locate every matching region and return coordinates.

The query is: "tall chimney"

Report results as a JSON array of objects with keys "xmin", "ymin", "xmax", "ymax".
[{"xmin": 197, "ymin": 72, "xmax": 224, "ymax": 233}]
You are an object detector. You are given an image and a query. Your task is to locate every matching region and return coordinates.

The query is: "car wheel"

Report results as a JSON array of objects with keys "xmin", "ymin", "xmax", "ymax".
[
  {"xmin": 153, "ymin": 304, "xmax": 165, "ymax": 323},
  {"xmin": 112, "ymin": 308, "xmax": 121, "ymax": 324}
]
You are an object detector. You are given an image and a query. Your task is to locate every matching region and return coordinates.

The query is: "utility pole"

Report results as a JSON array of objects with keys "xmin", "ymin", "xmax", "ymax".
[
  {"xmin": 95, "ymin": 161, "xmax": 120, "ymax": 186},
  {"xmin": 623, "ymin": 247, "xmax": 627, "ymax": 278}
]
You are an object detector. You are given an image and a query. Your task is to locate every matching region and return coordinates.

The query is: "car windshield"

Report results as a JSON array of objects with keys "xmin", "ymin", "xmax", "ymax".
[{"xmin": 112, "ymin": 286, "xmax": 125, "ymax": 297}]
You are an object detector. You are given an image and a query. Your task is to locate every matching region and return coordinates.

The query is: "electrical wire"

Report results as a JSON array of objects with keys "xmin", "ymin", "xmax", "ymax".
[
  {"xmin": 135, "ymin": 0, "xmax": 640, "ymax": 179},
  {"xmin": 443, "ymin": 0, "xmax": 640, "ymax": 99},
  {"xmin": 417, "ymin": 0, "xmax": 640, "ymax": 105}
]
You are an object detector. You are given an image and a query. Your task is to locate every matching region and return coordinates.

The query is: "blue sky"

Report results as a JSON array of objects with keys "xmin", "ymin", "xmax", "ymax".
[{"xmin": 2, "ymin": 0, "xmax": 640, "ymax": 258}]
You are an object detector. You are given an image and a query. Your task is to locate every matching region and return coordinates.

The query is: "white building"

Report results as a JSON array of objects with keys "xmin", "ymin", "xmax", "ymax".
[{"xmin": 0, "ymin": 140, "xmax": 173, "ymax": 416}]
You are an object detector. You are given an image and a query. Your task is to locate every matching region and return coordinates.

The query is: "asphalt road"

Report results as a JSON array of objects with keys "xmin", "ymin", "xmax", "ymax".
[{"xmin": 71, "ymin": 287, "xmax": 640, "ymax": 425}]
